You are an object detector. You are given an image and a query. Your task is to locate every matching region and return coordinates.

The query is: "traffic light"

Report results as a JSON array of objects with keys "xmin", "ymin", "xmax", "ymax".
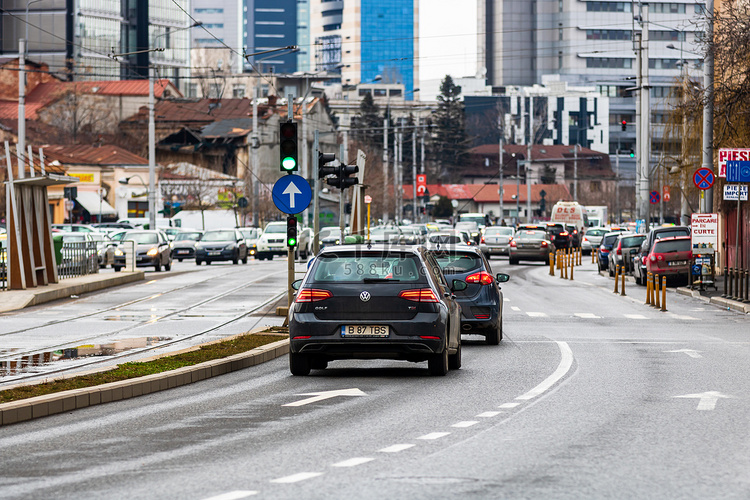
[
  {"xmin": 621, "ymin": 120, "xmax": 627, "ymax": 132},
  {"xmin": 279, "ymin": 121, "xmax": 298, "ymax": 172},
  {"xmin": 318, "ymin": 152, "xmax": 337, "ymax": 178},
  {"xmin": 286, "ymin": 216, "xmax": 298, "ymax": 247},
  {"xmin": 330, "ymin": 164, "xmax": 359, "ymax": 189},
  {"xmin": 628, "ymin": 149, "xmax": 635, "ymax": 158}
]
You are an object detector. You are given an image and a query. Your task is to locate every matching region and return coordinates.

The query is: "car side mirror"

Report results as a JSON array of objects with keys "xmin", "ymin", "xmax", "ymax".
[
  {"xmin": 291, "ymin": 279, "xmax": 303, "ymax": 290},
  {"xmin": 451, "ymin": 279, "xmax": 468, "ymax": 292},
  {"xmin": 496, "ymin": 273, "xmax": 510, "ymax": 283}
]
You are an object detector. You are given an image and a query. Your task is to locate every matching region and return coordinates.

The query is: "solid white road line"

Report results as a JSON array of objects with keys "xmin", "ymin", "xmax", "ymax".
[
  {"xmin": 451, "ymin": 421, "xmax": 479, "ymax": 428},
  {"xmin": 516, "ymin": 341, "xmax": 574, "ymax": 401},
  {"xmin": 476, "ymin": 411, "xmax": 502, "ymax": 418},
  {"xmin": 270, "ymin": 472, "xmax": 323, "ymax": 484},
  {"xmin": 332, "ymin": 458, "xmax": 375, "ymax": 468},
  {"xmin": 526, "ymin": 312, "xmax": 548, "ymax": 317},
  {"xmin": 417, "ymin": 432, "xmax": 451, "ymax": 440},
  {"xmin": 379, "ymin": 444, "xmax": 415, "ymax": 453},
  {"xmin": 202, "ymin": 491, "xmax": 258, "ymax": 500},
  {"xmin": 498, "ymin": 402, "xmax": 520, "ymax": 409},
  {"xmin": 624, "ymin": 314, "xmax": 648, "ymax": 319}
]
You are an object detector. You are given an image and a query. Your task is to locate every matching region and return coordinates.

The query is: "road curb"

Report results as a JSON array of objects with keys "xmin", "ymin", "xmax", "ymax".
[{"xmin": 0, "ymin": 337, "xmax": 290, "ymax": 427}]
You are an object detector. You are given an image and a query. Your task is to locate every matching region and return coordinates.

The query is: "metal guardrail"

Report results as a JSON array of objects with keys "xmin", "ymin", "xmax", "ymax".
[{"xmin": 58, "ymin": 241, "xmax": 99, "ymax": 279}]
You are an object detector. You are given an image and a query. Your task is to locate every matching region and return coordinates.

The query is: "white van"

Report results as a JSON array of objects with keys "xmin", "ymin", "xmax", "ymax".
[{"xmin": 550, "ymin": 201, "xmax": 589, "ymax": 234}]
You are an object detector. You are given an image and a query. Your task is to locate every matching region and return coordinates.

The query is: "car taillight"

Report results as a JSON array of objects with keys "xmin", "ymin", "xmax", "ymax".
[
  {"xmin": 296, "ymin": 289, "xmax": 333, "ymax": 302},
  {"xmin": 541, "ymin": 241, "xmax": 548, "ymax": 248},
  {"xmin": 465, "ymin": 272, "xmax": 493, "ymax": 285},
  {"xmin": 642, "ymin": 256, "xmax": 647, "ymax": 265},
  {"xmin": 616, "ymin": 242, "xmax": 622, "ymax": 255},
  {"xmin": 480, "ymin": 235, "xmax": 485, "ymax": 243},
  {"xmin": 560, "ymin": 231, "xmax": 569, "ymax": 236},
  {"xmin": 510, "ymin": 240, "xmax": 517, "ymax": 248},
  {"xmin": 399, "ymin": 288, "xmax": 439, "ymax": 302},
  {"xmin": 583, "ymin": 237, "xmax": 589, "ymax": 243}
]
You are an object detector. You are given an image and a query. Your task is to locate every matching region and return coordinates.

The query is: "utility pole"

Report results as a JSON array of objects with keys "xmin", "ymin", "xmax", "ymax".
[
  {"xmin": 701, "ymin": 0, "xmax": 714, "ymax": 213},
  {"xmin": 312, "ymin": 131, "xmax": 320, "ymax": 254},
  {"xmin": 148, "ymin": 67, "xmax": 156, "ymax": 231},
  {"xmin": 636, "ymin": 4, "xmax": 651, "ymax": 223},
  {"xmin": 395, "ymin": 120, "xmax": 402, "ymax": 224},
  {"xmin": 383, "ymin": 116, "xmax": 389, "ymax": 221},
  {"xmin": 526, "ymin": 95, "xmax": 532, "ymax": 223},
  {"xmin": 412, "ymin": 123, "xmax": 417, "ymax": 222},
  {"xmin": 499, "ymin": 136, "xmax": 504, "ymax": 223},
  {"xmin": 339, "ymin": 143, "xmax": 346, "ymax": 236},
  {"xmin": 573, "ymin": 143, "xmax": 579, "ymax": 201},
  {"xmin": 17, "ymin": 39, "xmax": 26, "ymax": 174},
  {"xmin": 252, "ymin": 85, "xmax": 259, "ymax": 227}
]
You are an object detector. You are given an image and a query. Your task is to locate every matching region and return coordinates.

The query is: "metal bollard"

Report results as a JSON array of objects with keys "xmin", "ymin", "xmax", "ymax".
[
  {"xmin": 722, "ymin": 267, "xmax": 728, "ymax": 297},
  {"xmin": 646, "ymin": 272, "xmax": 652, "ymax": 305},
  {"xmin": 620, "ymin": 265, "xmax": 626, "ymax": 296},
  {"xmin": 654, "ymin": 274, "xmax": 661, "ymax": 308},
  {"xmin": 661, "ymin": 276, "xmax": 667, "ymax": 312},
  {"xmin": 739, "ymin": 268, "xmax": 745, "ymax": 302},
  {"xmin": 569, "ymin": 251, "xmax": 574, "ymax": 280},
  {"xmin": 728, "ymin": 268, "xmax": 734, "ymax": 299},
  {"xmin": 735, "ymin": 267, "xmax": 741, "ymax": 301},
  {"xmin": 744, "ymin": 270, "xmax": 750, "ymax": 303},
  {"xmin": 613, "ymin": 264, "xmax": 620, "ymax": 293}
]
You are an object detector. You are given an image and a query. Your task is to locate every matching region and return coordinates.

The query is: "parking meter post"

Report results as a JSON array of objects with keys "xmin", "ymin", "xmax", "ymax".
[
  {"xmin": 620, "ymin": 266, "xmax": 626, "ymax": 296},
  {"xmin": 661, "ymin": 276, "xmax": 667, "ymax": 311}
]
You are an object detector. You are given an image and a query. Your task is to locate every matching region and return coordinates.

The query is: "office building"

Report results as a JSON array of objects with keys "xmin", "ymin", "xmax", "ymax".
[{"xmin": 242, "ymin": 0, "xmax": 300, "ymax": 74}]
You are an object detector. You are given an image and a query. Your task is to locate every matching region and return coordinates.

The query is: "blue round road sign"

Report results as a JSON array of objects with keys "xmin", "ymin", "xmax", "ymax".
[
  {"xmin": 693, "ymin": 168, "xmax": 715, "ymax": 190},
  {"xmin": 272, "ymin": 174, "xmax": 312, "ymax": 215},
  {"xmin": 649, "ymin": 191, "xmax": 660, "ymax": 204}
]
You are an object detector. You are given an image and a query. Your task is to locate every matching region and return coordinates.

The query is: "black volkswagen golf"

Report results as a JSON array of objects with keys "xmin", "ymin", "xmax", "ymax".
[
  {"xmin": 288, "ymin": 245, "xmax": 464, "ymax": 376},
  {"xmin": 432, "ymin": 246, "xmax": 510, "ymax": 345}
]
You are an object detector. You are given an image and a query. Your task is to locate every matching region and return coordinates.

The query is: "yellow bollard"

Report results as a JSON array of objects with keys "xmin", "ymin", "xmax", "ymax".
[
  {"xmin": 661, "ymin": 276, "xmax": 667, "ymax": 312},
  {"xmin": 549, "ymin": 253, "xmax": 555, "ymax": 276},
  {"xmin": 620, "ymin": 266, "xmax": 626, "ymax": 296},
  {"xmin": 569, "ymin": 250, "xmax": 574, "ymax": 280},
  {"xmin": 646, "ymin": 272, "xmax": 652, "ymax": 305},
  {"xmin": 563, "ymin": 251, "xmax": 568, "ymax": 279},
  {"xmin": 592, "ymin": 250, "xmax": 596, "ymax": 264},
  {"xmin": 613, "ymin": 264, "xmax": 620, "ymax": 293},
  {"xmin": 578, "ymin": 248, "xmax": 582, "ymax": 266},
  {"xmin": 654, "ymin": 274, "xmax": 661, "ymax": 308}
]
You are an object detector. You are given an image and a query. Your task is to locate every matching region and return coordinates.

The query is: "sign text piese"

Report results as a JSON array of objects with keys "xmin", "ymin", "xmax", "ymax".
[{"xmin": 718, "ymin": 148, "xmax": 750, "ymax": 177}]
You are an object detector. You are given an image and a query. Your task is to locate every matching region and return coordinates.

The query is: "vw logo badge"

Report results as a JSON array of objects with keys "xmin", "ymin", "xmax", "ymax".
[{"xmin": 359, "ymin": 291, "xmax": 371, "ymax": 302}]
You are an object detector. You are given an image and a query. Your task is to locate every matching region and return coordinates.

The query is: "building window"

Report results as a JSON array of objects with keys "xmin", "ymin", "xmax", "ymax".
[
  {"xmin": 586, "ymin": 30, "xmax": 631, "ymax": 41},
  {"xmin": 586, "ymin": 2, "xmax": 632, "ymax": 12},
  {"xmin": 187, "ymin": 83, "xmax": 198, "ymax": 98},
  {"xmin": 233, "ymin": 85, "xmax": 246, "ymax": 98},
  {"xmin": 195, "ymin": 38, "xmax": 224, "ymax": 45},
  {"xmin": 651, "ymin": 3, "xmax": 686, "ymax": 14},
  {"xmin": 649, "ymin": 59, "xmax": 680, "ymax": 70},
  {"xmin": 586, "ymin": 58, "xmax": 633, "ymax": 69},
  {"xmin": 389, "ymin": 89, "xmax": 402, "ymax": 97},
  {"xmin": 358, "ymin": 89, "xmax": 372, "ymax": 96},
  {"xmin": 195, "ymin": 8, "xmax": 223, "ymax": 13},
  {"xmin": 650, "ymin": 31, "xmax": 685, "ymax": 42}
]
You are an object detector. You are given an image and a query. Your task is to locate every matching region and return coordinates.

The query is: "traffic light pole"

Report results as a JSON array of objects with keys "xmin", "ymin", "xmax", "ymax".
[
  {"xmin": 340, "ymin": 144, "xmax": 346, "ymax": 238},
  {"xmin": 313, "ymin": 131, "xmax": 320, "ymax": 255},
  {"xmin": 288, "ymin": 241, "xmax": 294, "ymax": 306}
]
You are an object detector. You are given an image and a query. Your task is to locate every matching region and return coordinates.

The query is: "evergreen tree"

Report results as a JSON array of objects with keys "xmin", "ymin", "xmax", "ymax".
[
  {"xmin": 351, "ymin": 92, "xmax": 383, "ymax": 150},
  {"xmin": 430, "ymin": 75, "xmax": 469, "ymax": 181}
]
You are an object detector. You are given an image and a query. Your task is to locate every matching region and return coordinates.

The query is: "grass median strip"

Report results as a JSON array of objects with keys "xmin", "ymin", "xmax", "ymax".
[{"xmin": 0, "ymin": 329, "xmax": 288, "ymax": 404}]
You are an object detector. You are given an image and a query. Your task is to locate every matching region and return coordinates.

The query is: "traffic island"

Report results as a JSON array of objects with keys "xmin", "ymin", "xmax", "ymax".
[{"xmin": 0, "ymin": 327, "xmax": 290, "ymax": 426}]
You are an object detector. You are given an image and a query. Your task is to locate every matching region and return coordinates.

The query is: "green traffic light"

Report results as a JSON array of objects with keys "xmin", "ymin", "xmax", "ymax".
[
  {"xmin": 282, "ymin": 157, "xmax": 297, "ymax": 170},
  {"xmin": 287, "ymin": 237, "xmax": 297, "ymax": 246}
]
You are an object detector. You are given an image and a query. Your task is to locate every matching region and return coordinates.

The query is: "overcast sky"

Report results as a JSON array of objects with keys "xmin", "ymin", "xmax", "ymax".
[{"xmin": 418, "ymin": 0, "xmax": 478, "ymax": 82}]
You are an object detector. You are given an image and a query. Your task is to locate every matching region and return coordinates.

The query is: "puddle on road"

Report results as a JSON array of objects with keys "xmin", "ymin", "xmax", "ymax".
[{"xmin": 0, "ymin": 336, "xmax": 171, "ymax": 377}]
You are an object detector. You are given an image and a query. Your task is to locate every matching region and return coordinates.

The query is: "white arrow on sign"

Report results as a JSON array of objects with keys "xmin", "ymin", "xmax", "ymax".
[
  {"xmin": 674, "ymin": 391, "xmax": 734, "ymax": 410},
  {"xmin": 283, "ymin": 388, "xmax": 367, "ymax": 407},
  {"xmin": 665, "ymin": 349, "xmax": 703, "ymax": 358},
  {"xmin": 282, "ymin": 181, "xmax": 302, "ymax": 209}
]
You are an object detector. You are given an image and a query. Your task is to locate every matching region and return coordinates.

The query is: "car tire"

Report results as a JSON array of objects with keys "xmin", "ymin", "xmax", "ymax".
[
  {"xmin": 165, "ymin": 260, "xmax": 171, "ymax": 271},
  {"xmin": 289, "ymin": 352, "xmax": 311, "ymax": 376},
  {"xmin": 196, "ymin": 260, "xmax": 202, "ymax": 266},
  {"xmin": 178, "ymin": 258, "xmax": 183, "ymax": 262},
  {"xmin": 154, "ymin": 260, "xmax": 161, "ymax": 272},
  {"xmin": 448, "ymin": 341, "xmax": 461, "ymax": 370},
  {"xmin": 485, "ymin": 324, "xmax": 500, "ymax": 345},
  {"xmin": 310, "ymin": 358, "xmax": 328, "ymax": 370},
  {"xmin": 428, "ymin": 347, "xmax": 449, "ymax": 376},
  {"xmin": 113, "ymin": 266, "xmax": 122, "ymax": 272},
  {"xmin": 509, "ymin": 257, "xmax": 519, "ymax": 265},
  {"xmin": 233, "ymin": 252, "xmax": 239, "ymax": 265},
  {"xmin": 242, "ymin": 254, "xmax": 248, "ymax": 264},
  {"xmin": 609, "ymin": 266, "xmax": 614, "ymax": 277},
  {"xmin": 206, "ymin": 260, "xmax": 212, "ymax": 265},
  {"xmin": 268, "ymin": 254, "xmax": 274, "ymax": 260}
]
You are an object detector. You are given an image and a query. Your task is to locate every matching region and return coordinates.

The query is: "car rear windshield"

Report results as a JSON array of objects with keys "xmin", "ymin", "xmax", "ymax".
[
  {"xmin": 516, "ymin": 230, "xmax": 546, "ymax": 240},
  {"xmin": 655, "ymin": 229, "xmax": 690, "ymax": 240},
  {"xmin": 621, "ymin": 235, "xmax": 646, "ymax": 247},
  {"xmin": 602, "ymin": 234, "xmax": 620, "ymax": 244},
  {"xmin": 264, "ymin": 224, "xmax": 286, "ymax": 233},
  {"xmin": 586, "ymin": 228, "xmax": 608, "ymax": 237},
  {"xmin": 176, "ymin": 232, "xmax": 202, "ymax": 241},
  {"xmin": 202, "ymin": 231, "xmax": 235, "ymax": 241},
  {"xmin": 653, "ymin": 239, "xmax": 691, "ymax": 253},
  {"xmin": 125, "ymin": 233, "xmax": 158, "ymax": 244},
  {"xmin": 433, "ymin": 252, "xmax": 482, "ymax": 274},
  {"xmin": 429, "ymin": 235, "xmax": 462, "ymax": 244},
  {"xmin": 485, "ymin": 227, "xmax": 514, "ymax": 236},
  {"xmin": 546, "ymin": 226, "xmax": 565, "ymax": 235},
  {"xmin": 312, "ymin": 253, "xmax": 426, "ymax": 283}
]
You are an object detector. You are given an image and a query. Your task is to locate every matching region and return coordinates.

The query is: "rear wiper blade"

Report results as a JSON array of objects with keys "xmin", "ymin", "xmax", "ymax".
[{"xmin": 363, "ymin": 278, "xmax": 401, "ymax": 283}]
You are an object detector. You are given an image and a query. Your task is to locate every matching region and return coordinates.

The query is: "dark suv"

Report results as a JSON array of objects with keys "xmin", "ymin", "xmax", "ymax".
[
  {"xmin": 432, "ymin": 246, "xmax": 510, "ymax": 345},
  {"xmin": 633, "ymin": 226, "xmax": 691, "ymax": 285},
  {"xmin": 545, "ymin": 223, "xmax": 570, "ymax": 249}
]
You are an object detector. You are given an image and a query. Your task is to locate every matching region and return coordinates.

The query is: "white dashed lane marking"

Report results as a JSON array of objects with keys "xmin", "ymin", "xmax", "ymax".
[
  {"xmin": 202, "ymin": 492, "xmax": 258, "ymax": 500},
  {"xmin": 451, "ymin": 421, "xmax": 479, "ymax": 428},
  {"xmin": 624, "ymin": 314, "xmax": 647, "ymax": 319},
  {"xmin": 574, "ymin": 313, "xmax": 601, "ymax": 319},
  {"xmin": 498, "ymin": 402, "xmax": 520, "ymax": 409},
  {"xmin": 379, "ymin": 444, "xmax": 415, "ymax": 453},
  {"xmin": 511, "ymin": 306, "xmax": 521, "ymax": 312},
  {"xmin": 526, "ymin": 312, "xmax": 548, "ymax": 318},
  {"xmin": 332, "ymin": 458, "xmax": 375, "ymax": 468},
  {"xmin": 417, "ymin": 432, "xmax": 451, "ymax": 440},
  {"xmin": 476, "ymin": 411, "xmax": 502, "ymax": 418},
  {"xmin": 270, "ymin": 472, "xmax": 323, "ymax": 484}
]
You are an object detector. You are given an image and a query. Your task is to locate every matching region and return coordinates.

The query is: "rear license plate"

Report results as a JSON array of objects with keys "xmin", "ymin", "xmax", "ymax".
[
  {"xmin": 669, "ymin": 260, "xmax": 688, "ymax": 266},
  {"xmin": 341, "ymin": 325, "xmax": 389, "ymax": 337}
]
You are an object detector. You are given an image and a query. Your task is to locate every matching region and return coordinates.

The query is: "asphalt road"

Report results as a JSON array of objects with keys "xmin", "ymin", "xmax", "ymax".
[{"xmin": 1, "ymin": 257, "xmax": 748, "ymax": 499}]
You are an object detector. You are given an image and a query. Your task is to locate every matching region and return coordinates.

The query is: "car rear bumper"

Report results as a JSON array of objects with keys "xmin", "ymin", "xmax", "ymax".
[
  {"xmin": 196, "ymin": 249, "xmax": 236, "ymax": 261},
  {"xmin": 511, "ymin": 249, "xmax": 551, "ymax": 261},
  {"xmin": 289, "ymin": 312, "xmax": 446, "ymax": 361},
  {"xmin": 481, "ymin": 243, "xmax": 509, "ymax": 255}
]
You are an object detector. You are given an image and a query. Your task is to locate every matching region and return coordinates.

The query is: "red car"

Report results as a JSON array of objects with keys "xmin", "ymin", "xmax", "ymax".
[{"xmin": 645, "ymin": 235, "xmax": 692, "ymax": 285}]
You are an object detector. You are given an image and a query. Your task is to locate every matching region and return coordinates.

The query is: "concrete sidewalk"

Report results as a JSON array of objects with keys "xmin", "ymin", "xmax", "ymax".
[{"xmin": 0, "ymin": 272, "xmax": 145, "ymax": 313}]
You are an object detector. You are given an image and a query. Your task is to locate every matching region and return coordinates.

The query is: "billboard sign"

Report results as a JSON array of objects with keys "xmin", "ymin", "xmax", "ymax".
[
  {"xmin": 691, "ymin": 213, "xmax": 718, "ymax": 248},
  {"xmin": 718, "ymin": 148, "xmax": 750, "ymax": 177}
]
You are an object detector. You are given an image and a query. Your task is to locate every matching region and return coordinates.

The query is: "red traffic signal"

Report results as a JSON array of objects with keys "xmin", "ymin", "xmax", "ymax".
[{"xmin": 621, "ymin": 120, "xmax": 627, "ymax": 132}]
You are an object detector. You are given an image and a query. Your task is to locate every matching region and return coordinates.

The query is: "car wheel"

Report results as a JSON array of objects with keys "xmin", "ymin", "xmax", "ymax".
[
  {"xmin": 448, "ymin": 341, "xmax": 461, "ymax": 370},
  {"xmin": 428, "ymin": 347, "xmax": 449, "ymax": 376},
  {"xmin": 242, "ymin": 254, "xmax": 248, "ymax": 264},
  {"xmin": 268, "ymin": 254, "xmax": 274, "ymax": 260},
  {"xmin": 609, "ymin": 266, "xmax": 614, "ymax": 277},
  {"xmin": 233, "ymin": 251, "xmax": 239, "ymax": 265},
  {"xmin": 196, "ymin": 260, "xmax": 202, "ymax": 266},
  {"xmin": 154, "ymin": 260, "xmax": 161, "ymax": 272},
  {"xmin": 178, "ymin": 258, "xmax": 183, "ymax": 262},
  {"xmin": 485, "ymin": 324, "xmax": 500, "ymax": 345},
  {"xmin": 289, "ymin": 352, "xmax": 311, "ymax": 376},
  {"xmin": 164, "ymin": 260, "xmax": 171, "ymax": 271},
  {"xmin": 509, "ymin": 257, "xmax": 519, "ymax": 265},
  {"xmin": 113, "ymin": 266, "xmax": 122, "ymax": 272},
  {"xmin": 206, "ymin": 260, "xmax": 212, "ymax": 265}
]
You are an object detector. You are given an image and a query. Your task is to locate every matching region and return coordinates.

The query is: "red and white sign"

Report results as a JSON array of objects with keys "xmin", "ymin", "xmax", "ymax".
[
  {"xmin": 718, "ymin": 148, "xmax": 750, "ymax": 178},
  {"xmin": 691, "ymin": 213, "xmax": 718, "ymax": 248},
  {"xmin": 416, "ymin": 174, "xmax": 427, "ymax": 196},
  {"xmin": 364, "ymin": 195, "xmax": 372, "ymax": 204}
]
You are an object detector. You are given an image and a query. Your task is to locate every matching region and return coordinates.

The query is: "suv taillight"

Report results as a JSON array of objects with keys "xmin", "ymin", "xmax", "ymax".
[
  {"xmin": 465, "ymin": 272, "xmax": 493, "ymax": 285},
  {"xmin": 398, "ymin": 288, "xmax": 439, "ymax": 302},
  {"xmin": 510, "ymin": 240, "xmax": 517, "ymax": 248},
  {"xmin": 296, "ymin": 289, "xmax": 333, "ymax": 302}
]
